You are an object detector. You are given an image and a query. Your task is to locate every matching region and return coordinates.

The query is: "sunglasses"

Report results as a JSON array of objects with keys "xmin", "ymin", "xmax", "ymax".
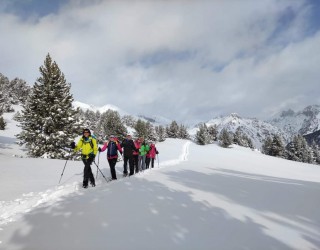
[{"xmin": 83, "ymin": 131, "xmax": 90, "ymax": 134}]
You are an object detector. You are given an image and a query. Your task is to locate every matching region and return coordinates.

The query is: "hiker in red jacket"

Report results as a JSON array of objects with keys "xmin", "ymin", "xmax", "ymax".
[
  {"xmin": 146, "ymin": 142, "xmax": 159, "ymax": 169},
  {"xmin": 133, "ymin": 137, "xmax": 141, "ymax": 173}
]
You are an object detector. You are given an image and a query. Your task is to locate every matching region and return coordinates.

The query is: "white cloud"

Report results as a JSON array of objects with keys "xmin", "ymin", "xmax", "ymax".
[{"xmin": 0, "ymin": 0, "xmax": 319, "ymax": 123}]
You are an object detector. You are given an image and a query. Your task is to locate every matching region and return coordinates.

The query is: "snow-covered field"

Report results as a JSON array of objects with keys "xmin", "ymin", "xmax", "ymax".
[{"xmin": 1, "ymin": 109, "xmax": 320, "ymax": 250}]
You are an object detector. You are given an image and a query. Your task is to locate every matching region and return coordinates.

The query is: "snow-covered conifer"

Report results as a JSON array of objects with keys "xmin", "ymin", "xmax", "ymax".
[
  {"xmin": 311, "ymin": 141, "xmax": 320, "ymax": 164},
  {"xmin": 0, "ymin": 74, "xmax": 14, "ymax": 112},
  {"xmin": 134, "ymin": 119, "xmax": 147, "ymax": 139},
  {"xmin": 233, "ymin": 127, "xmax": 244, "ymax": 146},
  {"xmin": 262, "ymin": 136, "xmax": 273, "ymax": 155},
  {"xmin": 145, "ymin": 121, "xmax": 157, "ymax": 142},
  {"xmin": 99, "ymin": 109, "xmax": 127, "ymax": 140},
  {"xmin": 178, "ymin": 124, "xmax": 190, "ymax": 139},
  {"xmin": 155, "ymin": 125, "xmax": 166, "ymax": 142},
  {"xmin": 166, "ymin": 121, "xmax": 179, "ymax": 138},
  {"xmin": 233, "ymin": 127, "xmax": 254, "ymax": 149},
  {"xmin": 208, "ymin": 125, "xmax": 218, "ymax": 142},
  {"xmin": 0, "ymin": 115, "xmax": 5, "ymax": 130},
  {"xmin": 9, "ymin": 78, "xmax": 31, "ymax": 104},
  {"xmin": 219, "ymin": 128, "xmax": 233, "ymax": 148},
  {"xmin": 17, "ymin": 54, "xmax": 82, "ymax": 159},
  {"xmin": 133, "ymin": 119, "xmax": 156, "ymax": 141},
  {"xmin": 287, "ymin": 135, "xmax": 313, "ymax": 163},
  {"xmin": 122, "ymin": 115, "xmax": 136, "ymax": 127},
  {"xmin": 195, "ymin": 123, "xmax": 210, "ymax": 145},
  {"xmin": 270, "ymin": 134, "xmax": 285, "ymax": 158}
]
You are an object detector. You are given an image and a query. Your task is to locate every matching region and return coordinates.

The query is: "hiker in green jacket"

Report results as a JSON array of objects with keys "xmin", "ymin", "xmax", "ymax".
[{"xmin": 138, "ymin": 138, "xmax": 150, "ymax": 171}]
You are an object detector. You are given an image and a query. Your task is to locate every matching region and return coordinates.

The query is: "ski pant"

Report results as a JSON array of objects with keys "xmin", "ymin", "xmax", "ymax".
[
  {"xmin": 133, "ymin": 155, "xmax": 139, "ymax": 173},
  {"xmin": 138, "ymin": 155, "xmax": 146, "ymax": 171},
  {"xmin": 108, "ymin": 158, "xmax": 118, "ymax": 180},
  {"xmin": 82, "ymin": 158, "xmax": 95, "ymax": 186},
  {"xmin": 146, "ymin": 157, "xmax": 155, "ymax": 168},
  {"xmin": 123, "ymin": 156, "xmax": 134, "ymax": 175}
]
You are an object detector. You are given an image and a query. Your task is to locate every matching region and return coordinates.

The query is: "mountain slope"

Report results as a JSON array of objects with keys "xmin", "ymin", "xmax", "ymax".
[
  {"xmin": 190, "ymin": 113, "xmax": 288, "ymax": 149},
  {"xmin": 269, "ymin": 105, "xmax": 320, "ymax": 137}
]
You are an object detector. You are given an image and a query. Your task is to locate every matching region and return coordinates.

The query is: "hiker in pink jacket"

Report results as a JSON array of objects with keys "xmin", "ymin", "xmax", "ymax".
[
  {"xmin": 146, "ymin": 142, "xmax": 159, "ymax": 169},
  {"xmin": 133, "ymin": 138, "xmax": 141, "ymax": 173}
]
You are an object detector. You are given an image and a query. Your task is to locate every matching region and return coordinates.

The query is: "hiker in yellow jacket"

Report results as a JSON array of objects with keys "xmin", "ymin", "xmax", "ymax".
[{"xmin": 70, "ymin": 128, "xmax": 98, "ymax": 188}]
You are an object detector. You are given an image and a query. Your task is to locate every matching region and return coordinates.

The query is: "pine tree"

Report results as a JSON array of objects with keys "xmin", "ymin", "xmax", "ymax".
[
  {"xmin": 245, "ymin": 135, "xmax": 254, "ymax": 149},
  {"xmin": 79, "ymin": 110, "xmax": 101, "ymax": 140},
  {"xmin": 9, "ymin": 78, "xmax": 31, "ymax": 104},
  {"xmin": 0, "ymin": 88, "xmax": 5, "ymax": 114},
  {"xmin": 155, "ymin": 125, "xmax": 166, "ymax": 142},
  {"xmin": 262, "ymin": 136, "xmax": 273, "ymax": 155},
  {"xmin": 287, "ymin": 135, "xmax": 313, "ymax": 163},
  {"xmin": 178, "ymin": 124, "xmax": 190, "ymax": 139},
  {"xmin": 0, "ymin": 74, "xmax": 31, "ymax": 109},
  {"xmin": 311, "ymin": 141, "xmax": 320, "ymax": 164},
  {"xmin": 17, "ymin": 54, "xmax": 82, "ymax": 159},
  {"xmin": 233, "ymin": 127, "xmax": 244, "ymax": 146},
  {"xmin": 166, "ymin": 120, "xmax": 179, "ymax": 138},
  {"xmin": 195, "ymin": 123, "xmax": 210, "ymax": 145},
  {"xmin": 219, "ymin": 129, "xmax": 233, "ymax": 148},
  {"xmin": 270, "ymin": 134, "xmax": 285, "ymax": 158},
  {"xmin": 208, "ymin": 125, "xmax": 218, "ymax": 142},
  {"xmin": 99, "ymin": 109, "xmax": 127, "ymax": 140},
  {"xmin": 122, "ymin": 115, "xmax": 136, "ymax": 127},
  {"xmin": 0, "ymin": 115, "xmax": 5, "ymax": 130},
  {"xmin": 134, "ymin": 119, "xmax": 147, "ymax": 139},
  {"xmin": 233, "ymin": 127, "xmax": 254, "ymax": 149},
  {"xmin": 0, "ymin": 73, "xmax": 14, "ymax": 112},
  {"xmin": 145, "ymin": 121, "xmax": 157, "ymax": 142}
]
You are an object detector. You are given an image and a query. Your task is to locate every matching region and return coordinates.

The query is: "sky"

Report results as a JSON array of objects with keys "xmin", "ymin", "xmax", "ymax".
[
  {"xmin": 1, "ymin": 109, "xmax": 320, "ymax": 249},
  {"xmin": 0, "ymin": 0, "xmax": 320, "ymax": 124}
]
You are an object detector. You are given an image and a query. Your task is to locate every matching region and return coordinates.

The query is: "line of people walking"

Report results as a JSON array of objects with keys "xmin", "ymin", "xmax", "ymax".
[
  {"xmin": 71, "ymin": 129, "xmax": 159, "ymax": 188},
  {"xmin": 99, "ymin": 134, "xmax": 159, "ymax": 180}
]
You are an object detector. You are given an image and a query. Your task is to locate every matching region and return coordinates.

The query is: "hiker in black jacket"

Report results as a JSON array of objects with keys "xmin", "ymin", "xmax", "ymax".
[{"xmin": 120, "ymin": 134, "xmax": 137, "ymax": 176}]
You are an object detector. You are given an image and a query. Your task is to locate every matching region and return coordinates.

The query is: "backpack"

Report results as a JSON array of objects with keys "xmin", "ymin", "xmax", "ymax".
[{"xmin": 81, "ymin": 135, "xmax": 96, "ymax": 150}]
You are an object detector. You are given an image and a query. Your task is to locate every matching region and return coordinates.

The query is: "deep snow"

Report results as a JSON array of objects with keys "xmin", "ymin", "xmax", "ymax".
[{"xmin": 1, "ymin": 108, "xmax": 320, "ymax": 250}]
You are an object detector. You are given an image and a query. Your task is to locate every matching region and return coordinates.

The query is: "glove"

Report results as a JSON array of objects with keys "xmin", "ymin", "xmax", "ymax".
[
  {"xmin": 156, "ymin": 151, "xmax": 159, "ymax": 154},
  {"xmin": 89, "ymin": 153, "xmax": 95, "ymax": 160},
  {"xmin": 70, "ymin": 142, "xmax": 76, "ymax": 149},
  {"xmin": 98, "ymin": 147, "xmax": 101, "ymax": 152}
]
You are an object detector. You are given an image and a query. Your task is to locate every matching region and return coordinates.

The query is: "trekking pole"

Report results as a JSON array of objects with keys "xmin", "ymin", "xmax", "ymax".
[
  {"xmin": 96, "ymin": 152, "xmax": 100, "ymax": 179},
  {"xmin": 59, "ymin": 148, "xmax": 72, "ymax": 184},
  {"xmin": 93, "ymin": 161, "xmax": 109, "ymax": 182}
]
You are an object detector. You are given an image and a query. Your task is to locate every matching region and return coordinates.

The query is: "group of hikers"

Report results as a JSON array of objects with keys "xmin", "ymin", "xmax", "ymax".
[{"xmin": 70, "ymin": 128, "xmax": 159, "ymax": 188}]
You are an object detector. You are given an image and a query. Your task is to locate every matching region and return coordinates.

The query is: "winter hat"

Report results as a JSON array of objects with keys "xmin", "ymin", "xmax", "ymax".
[{"xmin": 83, "ymin": 128, "xmax": 91, "ymax": 135}]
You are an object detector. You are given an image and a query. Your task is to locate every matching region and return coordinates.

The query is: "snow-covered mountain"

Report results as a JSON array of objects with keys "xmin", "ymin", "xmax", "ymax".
[
  {"xmin": 304, "ymin": 129, "xmax": 320, "ymax": 146},
  {"xmin": 73, "ymin": 101, "xmax": 128, "ymax": 116},
  {"xmin": 269, "ymin": 105, "xmax": 320, "ymax": 138},
  {"xmin": 191, "ymin": 113, "xmax": 288, "ymax": 149},
  {"xmin": 137, "ymin": 114, "xmax": 172, "ymax": 126},
  {"xmin": 73, "ymin": 101, "xmax": 171, "ymax": 126}
]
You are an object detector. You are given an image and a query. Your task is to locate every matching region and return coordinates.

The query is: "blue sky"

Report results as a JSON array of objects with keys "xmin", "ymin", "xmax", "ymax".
[
  {"xmin": 0, "ymin": 0, "xmax": 320, "ymax": 124},
  {"xmin": 1, "ymin": 0, "xmax": 64, "ymax": 18}
]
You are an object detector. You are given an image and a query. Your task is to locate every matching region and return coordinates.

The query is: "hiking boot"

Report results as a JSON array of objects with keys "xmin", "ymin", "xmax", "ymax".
[
  {"xmin": 91, "ymin": 183, "xmax": 95, "ymax": 187},
  {"xmin": 83, "ymin": 185, "xmax": 88, "ymax": 189}
]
